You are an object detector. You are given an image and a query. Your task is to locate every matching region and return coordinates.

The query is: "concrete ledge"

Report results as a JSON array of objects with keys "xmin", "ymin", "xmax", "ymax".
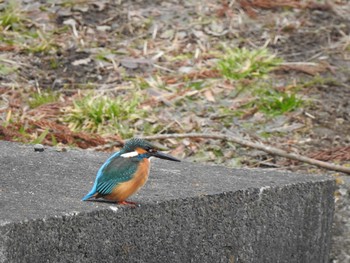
[
  {"xmin": 0, "ymin": 141, "xmax": 335, "ymax": 263},
  {"xmin": 331, "ymin": 176, "xmax": 350, "ymax": 262}
]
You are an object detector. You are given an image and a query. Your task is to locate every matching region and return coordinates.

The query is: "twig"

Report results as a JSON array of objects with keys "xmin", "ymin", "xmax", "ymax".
[{"xmin": 141, "ymin": 133, "xmax": 350, "ymax": 175}]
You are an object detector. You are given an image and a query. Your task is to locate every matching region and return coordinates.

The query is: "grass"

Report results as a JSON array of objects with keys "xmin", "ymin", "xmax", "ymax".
[
  {"xmin": 28, "ymin": 90, "xmax": 59, "ymax": 109},
  {"xmin": 217, "ymin": 47, "xmax": 282, "ymax": 80},
  {"xmin": 32, "ymin": 129, "xmax": 49, "ymax": 144},
  {"xmin": 186, "ymin": 81, "xmax": 205, "ymax": 90},
  {"xmin": 0, "ymin": 62, "xmax": 17, "ymax": 75},
  {"xmin": 0, "ymin": 2, "xmax": 57, "ymax": 54},
  {"xmin": 60, "ymin": 0, "xmax": 90, "ymax": 8},
  {"xmin": 297, "ymin": 75, "xmax": 341, "ymax": 89},
  {"xmin": 143, "ymin": 76, "xmax": 169, "ymax": 91},
  {"xmin": 23, "ymin": 33, "xmax": 56, "ymax": 54},
  {"xmin": 255, "ymin": 89, "xmax": 303, "ymax": 116},
  {"xmin": 218, "ymin": 82, "xmax": 304, "ymax": 118},
  {"xmin": 94, "ymin": 49, "xmax": 116, "ymax": 62},
  {"xmin": 0, "ymin": 1, "xmax": 23, "ymax": 30},
  {"xmin": 62, "ymin": 93, "xmax": 145, "ymax": 136},
  {"xmin": 49, "ymin": 58, "xmax": 61, "ymax": 70},
  {"xmin": 215, "ymin": 47, "xmax": 301, "ymax": 116}
]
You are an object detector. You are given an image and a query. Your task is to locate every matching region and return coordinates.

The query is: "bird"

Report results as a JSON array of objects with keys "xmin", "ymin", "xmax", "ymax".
[{"xmin": 82, "ymin": 138, "xmax": 180, "ymax": 205}]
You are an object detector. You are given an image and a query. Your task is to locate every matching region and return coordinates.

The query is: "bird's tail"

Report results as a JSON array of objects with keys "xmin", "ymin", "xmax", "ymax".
[{"xmin": 82, "ymin": 187, "xmax": 96, "ymax": 201}]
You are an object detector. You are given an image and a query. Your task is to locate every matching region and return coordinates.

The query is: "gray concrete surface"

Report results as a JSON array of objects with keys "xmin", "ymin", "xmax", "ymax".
[
  {"xmin": 0, "ymin": 141, "xmax": 335, "ymax": 263},
  {"xmin": 330, "ymin": 176, "xmax": 350, "ymax": 263}
]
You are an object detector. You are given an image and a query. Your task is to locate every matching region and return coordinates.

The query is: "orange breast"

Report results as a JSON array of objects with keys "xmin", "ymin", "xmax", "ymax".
[{"xmin": 105, "ymin": 158, "xmax": 150, "ymax": 202}]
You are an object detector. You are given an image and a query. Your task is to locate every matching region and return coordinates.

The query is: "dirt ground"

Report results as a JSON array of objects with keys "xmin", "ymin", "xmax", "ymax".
[
  {"xmin": 1, "ymin": 0, "xmax": 350, "ymax": 261},
  {"xmin": 1, "ymin": 1, "xmax": 350, "ymax": 164}
]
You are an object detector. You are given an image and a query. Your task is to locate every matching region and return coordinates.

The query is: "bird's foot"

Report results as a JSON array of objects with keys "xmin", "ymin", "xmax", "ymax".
[{"xmin": 117, "ymin": 200, "xmax": 137, "ymax": 207}]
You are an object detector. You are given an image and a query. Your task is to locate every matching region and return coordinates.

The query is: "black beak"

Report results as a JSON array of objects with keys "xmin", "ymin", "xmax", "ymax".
[{"xmin": 152, "ymin": 151, "xmax": 181, "ymax": 162}]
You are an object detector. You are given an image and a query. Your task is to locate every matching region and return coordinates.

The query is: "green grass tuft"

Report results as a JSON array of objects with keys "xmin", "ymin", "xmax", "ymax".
[
  {"xmin": 254, "ymin": 88, "xmax": 303, "ymax": 116},
  {"xmin": 217, "ymin": 47, "xmax": 282, "ymax": 80},
  {"xmin": 28, "ymin": 90, "xmax": 59, "ymax": 109},
  {"xmin": 0, "ymin": 1, "xmax": 23, "ymax": 30},
  {"xmin": 63, "ymin": 93, "xmax": 145, "ymax": 136},
  {"xmin": 32, "ymin": 129, "xmax": 49, "ymax": 144},
  {"xmin": 0, "ymin": 62, "xmax": 17, "ymax": 75},
  {"xmin": 0, "ymin": 2, "xmax": 57, "ymax": 54}
]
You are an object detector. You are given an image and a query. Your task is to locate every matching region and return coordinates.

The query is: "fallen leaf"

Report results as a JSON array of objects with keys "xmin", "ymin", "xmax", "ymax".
[{"xmin": 204, "ymin": 90, "xmax": 216, "ymax": 102}]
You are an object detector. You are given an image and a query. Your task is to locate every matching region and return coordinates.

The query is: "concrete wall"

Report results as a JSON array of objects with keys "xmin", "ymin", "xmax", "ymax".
[
  {"xmin": 330, "ymin": 176, "xmax": 350, "ymax": 263},
  {"xmin": 0, "ymin": 141, "xmax": 335, "ymax": 263}
]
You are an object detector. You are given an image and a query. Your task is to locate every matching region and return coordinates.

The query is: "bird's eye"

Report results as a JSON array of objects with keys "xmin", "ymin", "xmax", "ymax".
[{"xmin": 148, "ymin": 148, "xmax": 156, "ymax": 153}]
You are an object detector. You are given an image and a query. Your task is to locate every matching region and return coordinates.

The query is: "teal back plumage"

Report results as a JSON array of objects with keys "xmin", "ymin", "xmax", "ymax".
[{"xmin": 95, "ymin": 157, "xmax": 139, "ymax": 195}]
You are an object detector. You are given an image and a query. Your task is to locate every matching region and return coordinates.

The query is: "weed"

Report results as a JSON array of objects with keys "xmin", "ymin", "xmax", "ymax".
[
  {"xmin": 135, "ymin": 78, "xmax": 150, "ymax": 90},
  {"xmin": 32, "ymin": 129, "xmax": 49, "ymax": 144},
  {"xmin": 217, "ymin": 47, "xmax": 282, "ymax": 80},
  {"xmin": 168, "ymin": 53, "xmax": 194, "ymax": 62},
  {"xmin": 94, "ymin": 49, "xmax": 116, "ymax": 62},
  {"xmin": 297, "ymin": 75, "xmax": 341, "ymax": 89},
  {"xmin": 144, "ymin": 76, "xmax": 169, "ymax": 91},
  {"xmin": 28, "ymin": 90, "xmax": 59, "ymax": 109},
  {"xmin": 0, "ymin": 1, "xmax": 23, "ymax": 30},
  {"xmin": 0, "ymin": 62, "xmax": 17, "ymax": 75},
  {"xmin": 49, "ymin": 58, "xmax": 60, "ymax": 70},
  {"xmin": 24, "ymin": 40, "xmax": 54, "ymax": 54},
  {"xmin": 22, "ymin": 30, "xmax": 57, "ymax": 54},
  {"xmin": 224, "ymin": 81, "xmax": 304, "ymax": 117},
  {"xmin": 0, "ymin": 2, "xmax": 57, "ymax": 54},
  {"xmin": 141, "ymin": 17, "xmax": 154, "ymax": 30},
  {"xmin": 254, "ymin": 88, "xmax": 303, "ymax": 116},
  {"xmin": 187, "ymin": 81, "xmax": 205, "ymax": 90},
  {"xmin": 60, "ymin": 0, "xmax": 90, "ymax": 8},
  {"xmin": 51, "ymin": 134, "xmax": 58, "ymax": 145},
  {"xmin": 63, "ymin": 93, "xmax": 145, "ymax": 136},
  {"xmin": 142, "ymin": 122, "xmax": 164, "ymax": 135},
  {"xmin": 18, "ymin": 125, "xmax": 27, "ymax": 135}
]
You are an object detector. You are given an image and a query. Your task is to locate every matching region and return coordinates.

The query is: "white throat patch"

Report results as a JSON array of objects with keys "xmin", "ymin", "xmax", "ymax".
[{"xmin": 120, "ymin": 151, "xmax": 139, "ymax": 158}]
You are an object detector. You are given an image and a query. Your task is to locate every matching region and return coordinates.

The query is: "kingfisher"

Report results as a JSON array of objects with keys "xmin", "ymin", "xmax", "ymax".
[{"xmin": 82, "ymin": 138, "xmax": 180, "ymax": 205}]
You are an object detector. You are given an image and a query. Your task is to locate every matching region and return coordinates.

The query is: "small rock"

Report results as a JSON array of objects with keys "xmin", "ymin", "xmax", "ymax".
[
  {"xmin": 178, "ymin": 66, "xmax": 194, "ymax": 74},
  {"xmin": 96, "ymin": 25, "xmax": 111, "ymax": 32},
  {"xmin": 34, "ymin": 144, "xmax": 44, "ymax": 152},
  {"xmin": 205, "ymin": 21, "xmax": 228, "ymax": 36},
  {"xmin": 176, "ymin": 31, "xmax": 187, "ymax": 40},
  {"xmin": 56, "ymin": 147, "xmax": 67, "ymax": 152},
  {"xmin": 120, "ymin": 59, "xmax": 138, "ymax": 69},
  {"xmin": 120, "ymin": 58, "xmax": 153, "ymax": 70},
  {"xmin": 71, "ymin": 57, "xmax": 91, "ymax": 66},
  {"xmin": 72, "ymin": 4, "xmax": 89, "ymax": 12}
]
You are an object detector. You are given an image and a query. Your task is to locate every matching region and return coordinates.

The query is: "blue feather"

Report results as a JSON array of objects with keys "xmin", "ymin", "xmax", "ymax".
[{"xmin": 82, "ymin": 150, "xmax": 121, "ymax": 201}]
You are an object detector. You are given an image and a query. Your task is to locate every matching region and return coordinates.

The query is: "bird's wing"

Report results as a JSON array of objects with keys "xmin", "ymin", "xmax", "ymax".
[{"xmin": 95, "ymin": 157, "xmax": 139, "ymax": 196}]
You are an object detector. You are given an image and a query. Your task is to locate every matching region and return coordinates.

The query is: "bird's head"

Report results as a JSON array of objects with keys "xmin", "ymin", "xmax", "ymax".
[{"xmin": 119, "ymin": 138, "xmax": 180, "ymax": 162}]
